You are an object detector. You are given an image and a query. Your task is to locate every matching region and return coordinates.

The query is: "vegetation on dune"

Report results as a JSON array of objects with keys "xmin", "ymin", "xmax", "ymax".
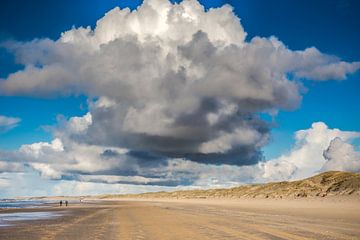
[{"xmin": 101, "ymin": 171, "xmax": 360, "ymax": 199}]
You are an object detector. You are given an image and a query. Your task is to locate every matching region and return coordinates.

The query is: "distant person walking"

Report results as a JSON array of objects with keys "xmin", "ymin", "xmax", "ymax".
[
  {"xmin": 59, "ymin": 200, "xmax": 63, "ymax": 207},
  {"xmin": 65, "ymin": 200, "xmax": 68, "ymax": 207}
]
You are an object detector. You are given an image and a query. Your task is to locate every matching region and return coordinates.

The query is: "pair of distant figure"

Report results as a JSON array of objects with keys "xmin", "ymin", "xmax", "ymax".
[{"xmin": 59, "ymin": 200, "xmax": 68, "ymax": 207}]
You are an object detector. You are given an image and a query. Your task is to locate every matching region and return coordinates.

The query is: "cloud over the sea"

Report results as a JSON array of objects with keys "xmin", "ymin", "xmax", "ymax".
[
  {"xmin": 0, "ymin": 0, "xmax": 359, "ymax": 193},
  {"xmin": 1, "ymin": 120, "xmax": 359, "ymax": 191}
]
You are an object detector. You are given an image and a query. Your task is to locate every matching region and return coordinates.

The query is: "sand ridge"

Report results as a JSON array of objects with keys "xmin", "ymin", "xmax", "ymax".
[{"xmin": 100, "ymin": 171, "xmax": 360, "ymax": 200}]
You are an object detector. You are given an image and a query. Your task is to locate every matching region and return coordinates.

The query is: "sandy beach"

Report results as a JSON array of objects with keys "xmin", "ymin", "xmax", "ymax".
[{"xmin": 1, "ymin": 198, "xmax": 360, "ymax": 240}]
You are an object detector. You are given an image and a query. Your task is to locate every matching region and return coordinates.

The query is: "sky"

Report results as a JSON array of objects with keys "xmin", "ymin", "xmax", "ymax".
[{"xmin": 0, "ymin": 0, "xmax": 359, "ymax": 197}]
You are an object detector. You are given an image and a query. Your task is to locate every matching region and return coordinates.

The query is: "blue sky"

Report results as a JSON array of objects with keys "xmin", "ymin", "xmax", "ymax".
[{"xmin": 0, "ymin": 0, "xmax": 359, "ymax": 197}]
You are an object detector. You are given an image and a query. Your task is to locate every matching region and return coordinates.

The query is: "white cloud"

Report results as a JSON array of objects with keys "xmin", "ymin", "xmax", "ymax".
[
  {"xmin": 260, "ymin": 160, "xmax": 297, "ymax": 182},
  {"xmin": 322, "ymin": 137, "xmax": 360, "ymax": 172},
  {"xmin": 0, "ymin": 161, "xmax": 23, "ymax": 173},
  {"xmin": 261, "ymin": 122, "xmax": 360, "ymax": 181},
  {"xmin": 0, "ymin": 177, "xmax": 10, "ymax": 188},
  {"xmin": 0, "ymin": 115, "xmax": 21, "ymax": 133},
  {"xmin": 199, "ymin": 127, "xmax": 267, "ymax": 154},
  {"xmin": 0, "ymin": 0, "xmax": 359, "ymax": 167},
  {"xmin": 67, "ymin": 112, "xmax": 92, "ymax": 133},
  {"xmin": 1, "ymin": 119, "xmax": 360, "ymax": 197},
  {"xmin": 50, "ymin": 180, "xmax": 193, "ymax": 196},
  {"xmin": 31, "ymin": 163, "xmax": 62, "ymax": 179},
  {"xmin": 20, "ymin": 138, "xmax": 64, "ymax": 158},
  {"xmin": 0, "ymin": 172, "xmax": 52, "ymax": 197},
  {"xmin": 295, "ymin": 61, "xmax": 360, "ymax": 81}
]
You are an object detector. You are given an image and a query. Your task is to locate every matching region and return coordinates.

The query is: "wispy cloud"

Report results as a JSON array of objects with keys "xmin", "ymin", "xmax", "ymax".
[{"xmin": 0, "ymin": 115, "xmax": 21, "ymax": 133}]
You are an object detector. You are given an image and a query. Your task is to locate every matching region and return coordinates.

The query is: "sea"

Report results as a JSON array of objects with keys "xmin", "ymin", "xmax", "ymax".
[
  {"xmin": 0, "ymin": 199, "xmax": 64, "ymax": 227},
  {"xmin": 0, "ymin": 199, "xmax": 47, "ymax": 209}
]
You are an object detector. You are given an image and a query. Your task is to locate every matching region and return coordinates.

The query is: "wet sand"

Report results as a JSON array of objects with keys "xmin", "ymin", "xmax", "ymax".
[{"xmin": 1, "ymin": 198, "xmax": 360, "ymax": 240}]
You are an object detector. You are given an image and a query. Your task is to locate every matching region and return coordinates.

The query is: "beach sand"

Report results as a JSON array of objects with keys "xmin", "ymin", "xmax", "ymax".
[{"xmin": 1, "ymin": 198, "xmax": 360, "ymax": 240}]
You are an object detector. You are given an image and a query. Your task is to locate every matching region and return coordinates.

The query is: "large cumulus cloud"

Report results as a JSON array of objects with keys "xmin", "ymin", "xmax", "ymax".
[
  {"xmin": 0, "ymin": 0, "xmax": 359, "ymax": 192},
  {"xmin": 1, "ymin": 0, "xmax": 359, "ymax": 167}
]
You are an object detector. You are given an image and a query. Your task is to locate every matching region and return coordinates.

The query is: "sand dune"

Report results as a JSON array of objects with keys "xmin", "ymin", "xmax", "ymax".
[{"xmin": 101, "ymin": 171, "xmax": 360, "ymax": 200}]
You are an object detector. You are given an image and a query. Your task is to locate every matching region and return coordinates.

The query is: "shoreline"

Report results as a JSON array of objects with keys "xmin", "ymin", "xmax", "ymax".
[{"xmin": 1, "ymin": 198, "xmax": 359, "ymax": 239}]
